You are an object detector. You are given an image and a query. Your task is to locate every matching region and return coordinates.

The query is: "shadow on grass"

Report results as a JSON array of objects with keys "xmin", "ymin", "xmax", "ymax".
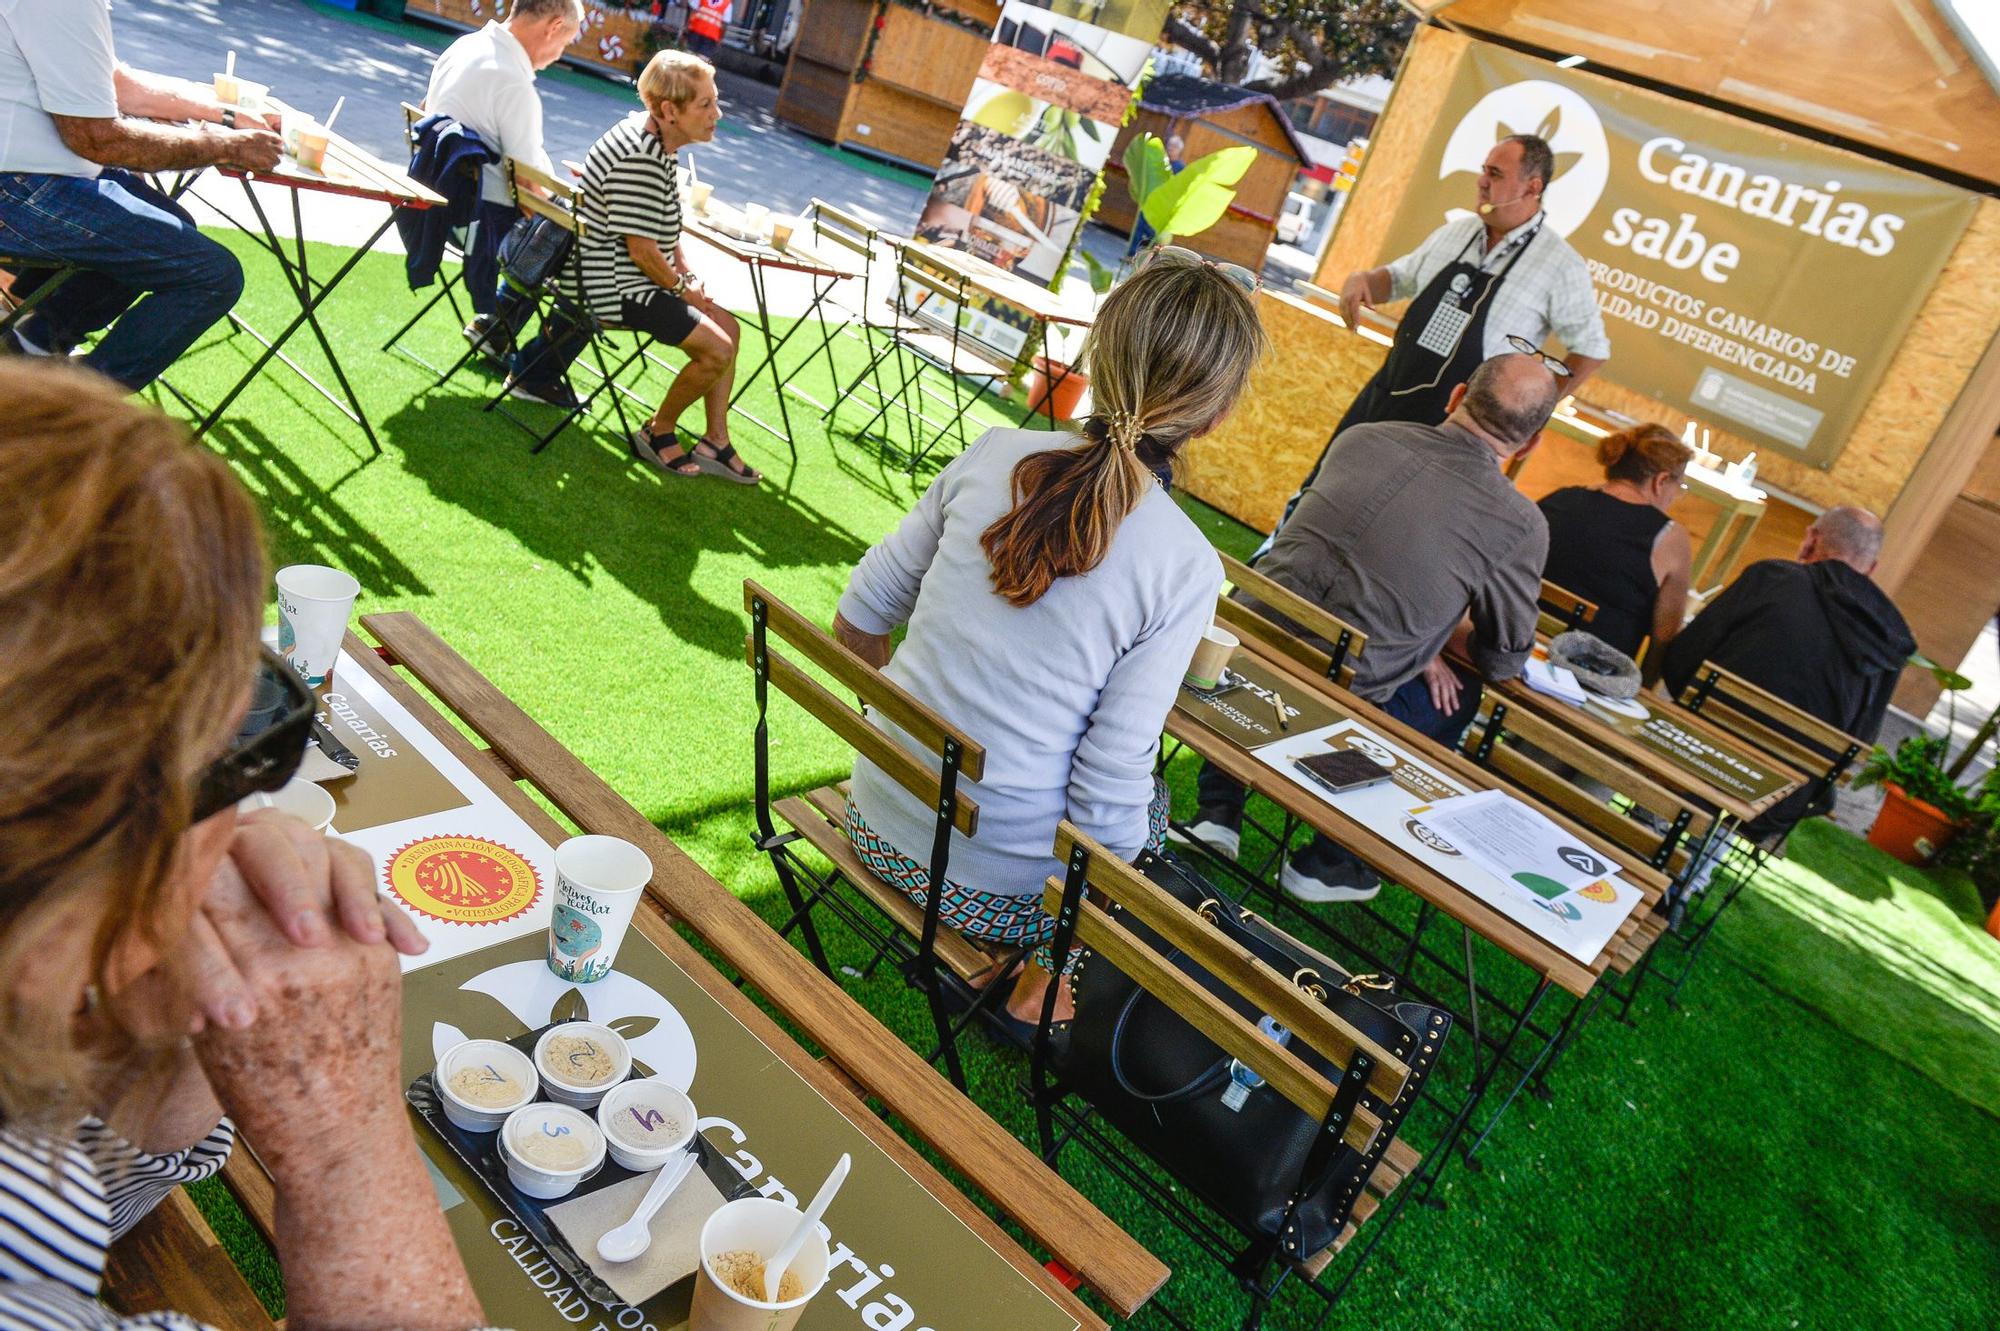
[{"xmin": 379, "ymin": 391, "xmax": 872, "ymax": 661}]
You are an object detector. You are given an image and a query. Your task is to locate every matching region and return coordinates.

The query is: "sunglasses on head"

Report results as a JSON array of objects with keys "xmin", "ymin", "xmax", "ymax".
[
  {"xmin": 1506, "ymin": 333, "xmax": 1572, "ymax": 378},
  {"xmin": 190, "ymin": 648, "xmax": 317, "ymax": 824},
  {"xmin": 1150, "ymin": 245, "xmax": 1260, "ymax": 293}
]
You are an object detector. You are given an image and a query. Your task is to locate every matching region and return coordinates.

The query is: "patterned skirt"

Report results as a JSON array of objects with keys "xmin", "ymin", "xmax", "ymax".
[{"xmin": 844, "ymin": 776, "xmax": 1171, "ymax": 973}]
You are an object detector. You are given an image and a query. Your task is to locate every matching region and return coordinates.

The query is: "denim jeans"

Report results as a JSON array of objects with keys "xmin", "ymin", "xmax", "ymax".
[
  {"xmin": 464, "ymin": 199, "xmax": 521, "ymax": 319},
  {"xmin": 0, "ymin": 169, "xmax": 242, "ymax": 390},
  {"xmin": 1195, "ymin": 664, "xmax": 1485, "ymax": 868}
]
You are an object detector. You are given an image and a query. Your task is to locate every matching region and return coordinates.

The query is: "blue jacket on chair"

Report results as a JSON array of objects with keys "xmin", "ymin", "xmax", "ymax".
[{"xmin": 395, "ymin": 114, "xmax": 496, "ymax": 290}]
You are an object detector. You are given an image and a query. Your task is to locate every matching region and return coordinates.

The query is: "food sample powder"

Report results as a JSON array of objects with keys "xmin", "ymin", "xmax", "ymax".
[
  {"xmin": 712, "ymin": 1250, "xmax": 804, "ymax": 1303},
  {"xmin": 610, "ymin": 1100, "xmax": 684, "ymax": 1148},
  {"xmin": 543, "ymin": 1032, "xmax": 618, "ymax": 1086},
  {"xmin": 447, "ymin": 1063, "xmax": 525, "ymax": 1109},
  {"xmin": 513, "ymin": 1118, "xmax": 592, "ymax": 1172}
]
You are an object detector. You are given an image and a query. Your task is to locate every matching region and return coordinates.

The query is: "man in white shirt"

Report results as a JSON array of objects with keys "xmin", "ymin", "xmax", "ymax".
[
  {"xmin": 0, "ymin": 0, "xmax": 281, "ymax": 390},
  {"xmin": 422, "ymin": 0, "xmax": 580, "ymax": 346}
]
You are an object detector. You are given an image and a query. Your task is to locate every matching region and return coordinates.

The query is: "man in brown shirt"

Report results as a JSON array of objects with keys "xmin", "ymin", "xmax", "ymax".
[{"xmin": 1185, "ymin": 353, "xmax": 1560, "ymax": 903}]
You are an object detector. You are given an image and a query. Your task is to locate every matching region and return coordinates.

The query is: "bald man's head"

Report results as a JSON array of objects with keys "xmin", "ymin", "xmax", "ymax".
[
  {"xmin": 1452, "ymin": 354, "xmax": 1563, "ymax": 453},
  {"xmin": 1803, "ymin": 505, "xmax": 1884, "ymax": 574}
]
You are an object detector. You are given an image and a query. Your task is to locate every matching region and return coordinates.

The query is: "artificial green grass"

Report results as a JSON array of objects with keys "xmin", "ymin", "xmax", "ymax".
[{"xmin": 156, "ymin": 229, "xmax": 2000, "ymax": 1328}]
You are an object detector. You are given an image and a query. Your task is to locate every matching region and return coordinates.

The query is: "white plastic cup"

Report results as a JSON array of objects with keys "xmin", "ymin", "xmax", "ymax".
[
  {"xmin": 498, "ymin": 1102, "xmax": 605, "ymax": 1200},
  {"xmin": 533, "ymin": 1021, "xmax": 631, "ymax": 1109},
  {"xmin": 241, "ymin": 775, "xmax": 336, "ymax": 832},
  {"xmin": 213, "ymin": 72, "xmax": 242, "ymax": 104},
  {"xmin": 690, "ymin": 1197, "xmax": 832, "ymax": 1331},
  {"xmin": 742, "ymin": 202, "xmax": 770, "ymax": 240},
  {"xmin": 547, "ymin": 835, "xmax": 653, "ymax": 983},
  {"xmin": 1184, "ymin": 624, "xmax": 1240, "ymax": 690},
  {"xmin": 235, "ymin": 80, "xmax": 269, "ymax": 113},
  {"xmin": 688, "ymin": 180, "xmax": 714, "ymax": 214},
  {"xmin": 274, "ymin": 564, "xmax": 358, "ymax": 688},
  {"xmin": 769, "ymin": 217, "xmax": 795, "ymax": 252},
  {"xmin": 597, "ymin": 1077, "xmax": 696, "ymax": 1171},
  {"xmin": 434, "ymin": 1038, "xmax": 539, "ymax": 1133}
]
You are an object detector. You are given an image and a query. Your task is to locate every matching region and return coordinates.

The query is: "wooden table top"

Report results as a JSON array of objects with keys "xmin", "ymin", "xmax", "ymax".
[
  {"xmin": 685, "ymin": 213, "xmax": 865, "ymax": 282},
  {"xmin": 906, "ymin": 239, "xmax": 1095, "ymax": 328},
  {"xmin": 1173, "ymin": 638, "xmax": 1669, "ymax": 999},
  {"xmin": 219, "ymin": 99, "xmax": 443, "ymax": 209},
  {"xmin": 342, "ymin": 613, "xmax": 1162, "ymax": 1324}
]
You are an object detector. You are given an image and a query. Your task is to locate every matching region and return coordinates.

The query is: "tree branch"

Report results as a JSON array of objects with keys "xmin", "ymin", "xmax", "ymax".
[{"xmin": 1163, "ymin": 14, "xmax": 1219, "ymax": 65}]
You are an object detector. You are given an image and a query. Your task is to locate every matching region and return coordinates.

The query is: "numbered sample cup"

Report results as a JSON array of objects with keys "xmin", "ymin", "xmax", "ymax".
[
  {"xmin": 1184, "ymin": 624, "xmax": 1240, "ymax": 690},
  {"xmin": 275, "ymin": 564, "xmax": 359, "ymax": 688},
  {"xmin": 690, "ymin": 1198, "xmax": 831, "ymax": 1331},
  {"xmin": 548, "ymin": 835, "xmax": 653, "ymax": 983}
]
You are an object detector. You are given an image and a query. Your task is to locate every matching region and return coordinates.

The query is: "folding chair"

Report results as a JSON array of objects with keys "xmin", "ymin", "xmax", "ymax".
[
  {"xmin": 0, "ymin": 257, "xmax": 77, "ymax": 343},
  {"xmin": 744, "ymin": 580, "xmax": 1009, "ymax": 1090},
  {"xmin": 799, "ymin": 199, "xmax": 909, "ymax": 429},
  {"xmin": 840, "ymin": 242, "xmax": 1015, "ymax": 472},
  {"xmin": 1030, "ymin": 822, "xmax": 1446, "ymax": 1330},
  {"xmin": 466, "ymin": 160, "xmax": 666, "ymax": 455},
  {"xmin": 1217, "ymin": 551, "xmax": 1368, "ymax": 687},
  {"xmin": 1537, "ymin": 578, "xmax": 1599, "ymax": 640},
  {"xmin": 381, "ymin": 102, "xmax": 483, "ymax": 375}
]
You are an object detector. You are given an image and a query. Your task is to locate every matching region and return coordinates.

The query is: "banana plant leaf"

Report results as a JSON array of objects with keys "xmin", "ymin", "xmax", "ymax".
[
  {"xmin": 1122, "ymin": 133, "xmax": 1170, "ymax": 211},
  {"xmin": 1141, "ymin": 144, "xmax": 1256, "ymax": 241}
]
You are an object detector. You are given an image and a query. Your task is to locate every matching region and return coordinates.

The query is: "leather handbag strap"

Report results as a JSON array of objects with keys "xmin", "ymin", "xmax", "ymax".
[{"xmin": 1107, "ymin": 965, "xmax": 1230, "ymax": 1104}]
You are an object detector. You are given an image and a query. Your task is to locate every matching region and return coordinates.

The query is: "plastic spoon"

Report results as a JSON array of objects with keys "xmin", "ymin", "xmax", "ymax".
[
  {"xmin": 595, "ymin": 1150, "xmax": 699, "ymax": 1264},
  {"xmin": 763, "ymin": 1153, "xmax": 849, "ymax": 1302}
]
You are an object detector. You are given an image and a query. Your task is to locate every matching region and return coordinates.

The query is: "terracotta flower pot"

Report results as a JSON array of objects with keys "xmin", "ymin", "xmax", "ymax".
[
  {"xmin": 1025, "ymin": 356, "xmax": 1089, "ymax": 423},
  {"xmin": 1865, "ymin": 782, "xmax": 1962, "ymax": 866}
]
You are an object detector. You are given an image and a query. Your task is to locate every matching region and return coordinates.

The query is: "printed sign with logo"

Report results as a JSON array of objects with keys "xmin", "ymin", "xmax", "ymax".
[
  {"xmin": 1374, "ymin": 41, "xmax": 1979, "ymax": 467},
  {"xmin": 1174, "ymin": 655, "xmax": 1340, "ymax": 749},
  {"xmin": 1252, "ymin": 720, "xmax": 1643, "ymax": 964},
  {"xmin": 1578, "ymin": 694, "xmax": 1795, "ymax": 805}
]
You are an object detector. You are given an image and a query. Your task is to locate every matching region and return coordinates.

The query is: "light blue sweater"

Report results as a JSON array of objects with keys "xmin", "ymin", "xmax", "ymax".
[{"xmin": 840, "ymin": 428, "xmax": 1222, "ymax": 898}]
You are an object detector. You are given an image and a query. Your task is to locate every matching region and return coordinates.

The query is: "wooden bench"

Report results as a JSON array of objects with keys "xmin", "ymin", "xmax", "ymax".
[
  {"xmin": 1538, "ymin": 578, "xmax": 1600, "ymax": 640},
  {"xmin": 1217, "ymin": 551, "xmax": 1369, "ymax": 688},
  {"xmin": 1676, "ymin": 661, "xmax": 1868, "ymax": 800},
  {"xmin": 104, "ymin": 1188, "xmax": 276, "ymax": 1331}
]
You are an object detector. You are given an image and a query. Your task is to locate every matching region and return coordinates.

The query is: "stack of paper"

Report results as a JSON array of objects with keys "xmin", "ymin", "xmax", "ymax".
[{"xmin": 1523, "ymin": 657, "xmax": 1590, "ymax": 705}]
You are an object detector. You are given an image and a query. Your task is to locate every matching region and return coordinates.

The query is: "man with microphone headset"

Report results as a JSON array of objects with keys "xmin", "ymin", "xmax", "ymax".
[{"xmin": 1259, "ymin": 133, "xmax": 1610, "ymax": 550}]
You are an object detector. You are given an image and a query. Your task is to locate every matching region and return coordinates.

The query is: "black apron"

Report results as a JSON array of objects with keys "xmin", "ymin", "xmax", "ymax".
[{"xmin": 1333, "ymin": 218, "xmax": 1542, "ymax": 437}]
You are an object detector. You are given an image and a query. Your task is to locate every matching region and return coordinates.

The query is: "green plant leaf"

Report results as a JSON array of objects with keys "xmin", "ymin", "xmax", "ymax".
[
  {"xmin": 1079, "ymin": 249, "xmax": 1116, "ymax": 294},
  {"xmin": 1141, "ymin": 144, "xmax": 1257, "ymax": 240},
  {"xmin": 1123, "ymin": 133, "xmax": 1169, "ymax": 210}
]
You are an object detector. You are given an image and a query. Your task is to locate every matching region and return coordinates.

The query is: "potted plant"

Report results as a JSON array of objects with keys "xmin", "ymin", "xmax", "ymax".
[{"xmin": 1853, "ymin": 656, "xmax": 1992, "ymax": 865}]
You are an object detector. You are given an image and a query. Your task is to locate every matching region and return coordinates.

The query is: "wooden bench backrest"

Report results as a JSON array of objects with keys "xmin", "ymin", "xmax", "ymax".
[
  {"xmin": 401, "ymin": 100, "xmax": 424, "ymax": 153},
  {"xmin": 744, "ymin": 580, "xmax": 985, "ymax": 836},
  {"xmin": 809, "ymin": 198, "xmax": 888, "ymax": 262},
  {"xmin": 1538, "ymin": 578, "xmax": 1599, "ymax": 639},
  {"xmin": 1043, "ymin": 823, "xmax": 1408, "ymax": 1152},
  {"xmin": 1676, "ymin": 660, "xmax": 1866, "ymax": 785},
  {"xmin": 1462, "ymin": 696, "xmax": 1708, "ymax": 881},
  {"xmin": 506, "ymin": 157, "xmax": 579, "ymax": 233},
  {"xmin": 1217, "ymin": 552, "xmax": 1367, "ymax": 687}
]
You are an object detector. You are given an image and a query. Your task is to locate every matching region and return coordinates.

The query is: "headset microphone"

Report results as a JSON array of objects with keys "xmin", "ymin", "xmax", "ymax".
[{"xmin": 1478, "ymin": 193, "xmax": 1527, "ymax": 216}]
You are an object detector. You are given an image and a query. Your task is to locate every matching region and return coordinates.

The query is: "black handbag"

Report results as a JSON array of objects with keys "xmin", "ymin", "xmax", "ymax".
[
  {"xmin": 497, "ymin": 213, "xmax": 574, "ymax": 295},
  {"xmin": 1049, "ymin": 851, "xmax": 1451, "ymax": 1260}
]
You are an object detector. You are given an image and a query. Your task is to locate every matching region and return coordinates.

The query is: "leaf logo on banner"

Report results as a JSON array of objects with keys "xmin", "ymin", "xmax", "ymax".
[
  {"xmin": 1141, "ymin": 145, "xmax": 1257, "ymax": 243},
  {"xmin": 1493, "ymin": 106, "xmax": 1585, "ymax": 192}
]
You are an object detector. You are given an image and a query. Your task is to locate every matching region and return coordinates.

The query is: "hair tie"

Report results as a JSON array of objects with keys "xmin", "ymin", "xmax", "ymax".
[{"xmin": 1104, "ymin": 411, "xmax": 1144, "ymax": 455}]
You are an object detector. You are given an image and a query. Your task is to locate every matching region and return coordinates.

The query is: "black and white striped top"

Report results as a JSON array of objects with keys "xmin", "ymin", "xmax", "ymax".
[
  {"xmin": 564, "ymin": 112, "xmax": 683, "ymax": 323},
  {"xmin": 0, "ymin": 1118, "xmax": 233, "ymax": 1331}
]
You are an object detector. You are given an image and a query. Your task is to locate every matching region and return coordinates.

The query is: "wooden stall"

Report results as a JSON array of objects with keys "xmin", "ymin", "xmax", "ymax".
[
  {"xmin": 1180, "ymin": 22, "xmax": 2000, "ymax": 710},
  {"xmin": 776, "ymin": 0, "xmax": 998, "ymax": 170},
  {"xmin": 1097, "ymin": 75, "xmax": 1310, "ymax": 271},
  {"xmin": 411, "ymin": 0, "xmax": 660, "ymax": 80}
]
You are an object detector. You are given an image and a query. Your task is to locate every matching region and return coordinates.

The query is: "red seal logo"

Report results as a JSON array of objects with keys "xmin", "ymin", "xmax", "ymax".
[{"xmin": 385, "ymin": 835, "xmax": 541, "ymax": 926}]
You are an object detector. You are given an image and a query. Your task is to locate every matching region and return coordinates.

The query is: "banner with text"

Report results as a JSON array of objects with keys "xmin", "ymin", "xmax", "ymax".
[{"xmin": 1374, "ymin": 41, "xmax": 1978, "ymax": 467}]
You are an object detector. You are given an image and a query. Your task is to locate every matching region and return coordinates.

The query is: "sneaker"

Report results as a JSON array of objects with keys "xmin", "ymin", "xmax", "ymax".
[
  {"xmin": 505, "ymin": 376, "xmax": 581, "ymax": 411},
  {"xmin": 1167, "ymin": 804, "xmax": 1242, "ymax": 861},
  {"xmin": 1280, "ymin": 844, "xmax": 1382, "ymax": 904},
  {"xmin": 462, "ymin": 316, "xmax": 507, "ymax": 367}
]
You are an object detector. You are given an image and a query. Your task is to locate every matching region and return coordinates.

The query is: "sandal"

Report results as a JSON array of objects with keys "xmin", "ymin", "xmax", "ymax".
[
  {"xmin": 692, "ymin": 436, "xmax": 762, "ymax": 486},
  {"xmin": 631, "ymin": 424, "xmax": 703, "ymax": 477}
]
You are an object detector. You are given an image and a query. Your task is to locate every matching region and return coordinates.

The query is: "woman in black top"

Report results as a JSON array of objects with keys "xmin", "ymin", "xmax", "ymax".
[{"xmin": 1538, "ymin": 423, "xmax": 1693, "ymax": 677}]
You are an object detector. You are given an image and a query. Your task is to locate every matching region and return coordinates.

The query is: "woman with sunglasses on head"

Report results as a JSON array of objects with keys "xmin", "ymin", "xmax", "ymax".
[
  {"xmin": 833, "ymin": 250, "xmax": 1266, "ymax": 1033},
  {"xmin": 0, "ymin": 363, "xmax": 491, "ymax": 1331},
  {"xmin": 1537, "ymin": 422, "xmax": 1694, "ymax": 679}
]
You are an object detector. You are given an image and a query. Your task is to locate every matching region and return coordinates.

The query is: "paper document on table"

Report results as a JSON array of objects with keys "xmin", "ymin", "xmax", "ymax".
[
  {"xmin": 1523, "ymin": 657, "xmax": 1590, "ymax": 705},
  {"xmin": 1250, "ymin": 721, "xmax": 1644, "ymax": 964},
  {"xmin": 1413, "ymin": 790, "xmax": 1617, "ymax": 900}
]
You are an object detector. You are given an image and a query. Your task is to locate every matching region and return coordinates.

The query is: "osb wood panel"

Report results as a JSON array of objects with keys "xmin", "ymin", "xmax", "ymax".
[
  {"xmin": 868, "ymin": 6, "xmax": 991, "ymax": 108},
  {"xmin": 844, "ymin": 80, "xmax": 962, "ymax": 169},
  {"xmin": 1319, "ymin": 25, "xmax": 2000, "ymax": 521},
  {"xmin": 1889, "ymin": 497, "xmax": 2000, "ymax": 716},
  {"xmin": 1181, "ymin": 291, "xmax": 1383, "ymax": 531},
  {"xmin": 1439, "ymin": 0, "xmax": 2000, "ymax": 187}
]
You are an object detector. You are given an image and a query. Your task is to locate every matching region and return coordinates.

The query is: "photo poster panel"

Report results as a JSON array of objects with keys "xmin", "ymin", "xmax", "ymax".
[
  {"xmin": 915, "ymin": 0, "xmax": 1169, "ymax": 350},
  {"xmin": 1372, "ymin": 40, "xmax": 1979, "ymax": 467},
  {"xmin": 1251, "ymin": 720, "xmax": 1643, "ymax": 965}
]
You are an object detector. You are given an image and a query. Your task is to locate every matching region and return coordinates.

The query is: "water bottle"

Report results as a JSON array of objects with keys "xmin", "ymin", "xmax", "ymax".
[{"xmin": 1221, "ymin": 1016, "xmax": 1293, "ymax": 1111}]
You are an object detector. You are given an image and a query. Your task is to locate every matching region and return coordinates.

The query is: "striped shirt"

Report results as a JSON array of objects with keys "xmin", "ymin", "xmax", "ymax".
[
  {"xmin": 0, "ymin": 1118, "xmax": 232, "ymax": 1331},
  {"xmin": 565, "ymin": 112, "xmax": 683, "ymax": 323}
]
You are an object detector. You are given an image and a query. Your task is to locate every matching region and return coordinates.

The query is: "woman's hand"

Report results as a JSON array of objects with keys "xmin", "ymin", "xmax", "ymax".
[{"xmin": 185, "ymin": 811, "xmax": 427, "ymax": 1032}]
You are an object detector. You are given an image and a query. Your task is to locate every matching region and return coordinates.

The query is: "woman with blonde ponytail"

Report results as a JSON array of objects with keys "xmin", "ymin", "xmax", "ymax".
[{"xmin": 834, "ymin": 250, "xmax": 1266, "ymax": 1029}]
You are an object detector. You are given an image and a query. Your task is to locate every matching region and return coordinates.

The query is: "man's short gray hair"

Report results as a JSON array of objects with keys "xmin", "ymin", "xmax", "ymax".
[
  {"xmin": 1499, "ymin": 134, "xmax": 1555, "ymax": 190},
  {"xmin": 1461, "ymin": 354, "xmax": 1562, "ymax": 451},
  {"xmin": 510, "ymin": 0, "xmax": 584, "ymax": 22},
  {"xmin": 1812, "ymin": 505, "xmax": 1884, "ymax": 567}
]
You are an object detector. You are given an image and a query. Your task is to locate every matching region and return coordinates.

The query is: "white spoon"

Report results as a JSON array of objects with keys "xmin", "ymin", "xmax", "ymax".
[
  {"xmin": 763, "ymin": 1154, "xmax": 850, "ymax": 1303},
  {"xmin": 596, "ymin": 1150, "xmax": 699, "ymax": 1264}
]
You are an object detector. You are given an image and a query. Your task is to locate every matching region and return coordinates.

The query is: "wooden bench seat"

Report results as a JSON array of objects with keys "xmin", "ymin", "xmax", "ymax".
[
  {"xmin": 104, "ymin": 1188, "xmax": 275, "ymax": 1331},
  {"xmin": 1298, "ymin": 1138, "xmax": 1423, "ymax": 1275},
  {"xmin": 774, "ymin": 786, "xmax": 1006, "ymax": 984}
]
